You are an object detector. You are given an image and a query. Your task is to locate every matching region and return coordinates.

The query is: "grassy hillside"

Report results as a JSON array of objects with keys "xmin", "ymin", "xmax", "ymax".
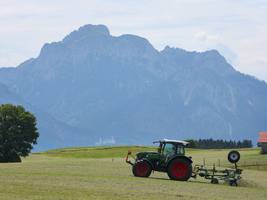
[
  {"xmin": 1, "ymin": 146, "xmax": 267, "ymax": 200},
  {"xmin": 41, "ymin": 146, "xmax": 156, "ymax": 158}
]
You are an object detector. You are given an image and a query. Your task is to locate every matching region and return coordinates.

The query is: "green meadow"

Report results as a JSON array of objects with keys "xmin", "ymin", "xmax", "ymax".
[{"xmin": 1, "ymin": 147, "xmax": 267, "ymax": 200}]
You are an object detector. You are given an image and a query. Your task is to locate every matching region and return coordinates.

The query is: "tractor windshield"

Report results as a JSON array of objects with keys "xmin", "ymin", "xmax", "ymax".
[{"xmin": 163, "ymin": 143, "xmax": 176, "ymax": 155}]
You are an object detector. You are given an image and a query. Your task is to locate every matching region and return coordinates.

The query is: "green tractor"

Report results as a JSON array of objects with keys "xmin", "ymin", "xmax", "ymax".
[
  {"xmin": 126, "ymin": 139, "xmax": 243, "ymax": 186},
  {"xmin": 126, "ymin": 139, "xmax": 192, "ymax": 181}
]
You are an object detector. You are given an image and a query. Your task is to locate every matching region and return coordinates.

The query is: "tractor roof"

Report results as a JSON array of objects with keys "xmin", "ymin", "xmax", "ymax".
[{"xmin": 153, "ymin": 139, "xmax": 189, "ymax": 146}]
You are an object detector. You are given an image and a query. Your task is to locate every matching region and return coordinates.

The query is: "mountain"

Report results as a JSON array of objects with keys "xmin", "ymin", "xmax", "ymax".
[
  {"xmin": 0, "ymin": 82, "xmax": 90, "ymax": 151},
  {"xmin": 0, "ymin": 24, "xmax": 266, "ymax": 149},
  {"xmin": 0, "ymin": 82, "xmax": 21, "ymax": 104}
]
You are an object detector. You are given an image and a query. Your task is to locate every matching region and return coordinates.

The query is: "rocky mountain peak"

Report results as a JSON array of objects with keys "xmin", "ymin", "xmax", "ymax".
[{"xmin": 63, "ymin": 24, "xmax": 110, "ymax": 42}]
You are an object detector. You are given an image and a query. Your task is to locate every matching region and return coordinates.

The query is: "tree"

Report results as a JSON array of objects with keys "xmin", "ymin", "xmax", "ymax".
[
  {"xmin": 185, "ymin": 139, "xmax": 197, "ymax": 148},
  {"xmin": 242, "ymin": 139, "xmax": 252, "ymax": 148},
  {"xmin": 184, "ymin": 138, "xmax": 253, "ymax": 149},
  {"xmin": 0, "ymin": 104, "xmax": 39, "ymax": 162}
]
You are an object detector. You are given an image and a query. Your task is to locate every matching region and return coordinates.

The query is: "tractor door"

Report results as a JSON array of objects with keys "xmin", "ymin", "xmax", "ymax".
[{"xmin": 157, "ymin": 143, "xmax": 177, "ymax": 170}]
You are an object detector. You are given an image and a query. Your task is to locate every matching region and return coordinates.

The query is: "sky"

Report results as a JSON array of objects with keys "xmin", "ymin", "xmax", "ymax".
[{"xmin": 0, "ymin": 0, "xmax": 267, "ymax": 81}]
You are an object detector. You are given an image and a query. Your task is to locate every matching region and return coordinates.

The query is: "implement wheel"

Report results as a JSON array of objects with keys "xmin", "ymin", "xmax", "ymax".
[
  {"xmin": 229, "ymin": 180, "xmax": 238, "ymax": 186},
  {"xmin": 211, "ymin": 178, "xmax": 219, "ymax": 184},
  {"xmin": 228, "ymin": 151, "xmax": 240, "ymax": 163},
  {"xmin": 167, "ymin": 158, "xmax": 192, "ymax": 181},
  {"xmin": 132, "ymin": 160, "xmax": 152, "ymax": 178}
]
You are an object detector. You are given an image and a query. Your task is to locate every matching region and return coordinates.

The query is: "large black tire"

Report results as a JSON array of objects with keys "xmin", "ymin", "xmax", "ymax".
[
  {"xmin": 228, "ymin": 150, "xmax": 240, "ymax": 163},
  {"xmin": 132, "ymin": 160, "xmax": 152, "ymax": 178},
  {"xmin": 167, "ymin": 158, "xmax": 192, "ymax": 181}
]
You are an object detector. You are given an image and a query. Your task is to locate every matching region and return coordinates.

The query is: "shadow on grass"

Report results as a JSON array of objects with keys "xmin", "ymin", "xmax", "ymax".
[
  {"xmin": 146, "ymin": 176, "xmax": 249, "ymax": 188},
  {"xmin": 147, "ymin": 176, "xmax": 210, "ymax": 185}
]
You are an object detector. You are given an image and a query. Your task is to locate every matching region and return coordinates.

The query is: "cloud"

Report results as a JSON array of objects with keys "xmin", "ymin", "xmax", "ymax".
[
  {"xmin": 214, "ymin": 44, "xmax": 239, "ymax": 66},
  {"xmin": 194, "ymin": 31, "xmax": 219, "ymax": 42}
]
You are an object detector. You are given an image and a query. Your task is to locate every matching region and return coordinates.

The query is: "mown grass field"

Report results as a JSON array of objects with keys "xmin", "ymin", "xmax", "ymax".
[{"xmin": 1, "ymin": 146, "xmax": 267, "ymax": 200}]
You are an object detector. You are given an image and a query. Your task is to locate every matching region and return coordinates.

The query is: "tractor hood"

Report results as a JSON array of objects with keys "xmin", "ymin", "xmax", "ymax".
[{"xmin": 136, "ymin": 151, "xmax": 159, "ymax": 160}]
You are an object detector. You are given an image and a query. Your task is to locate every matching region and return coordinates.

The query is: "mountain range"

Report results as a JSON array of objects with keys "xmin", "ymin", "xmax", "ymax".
[{"xmin": 0, "ymin": 24, "xmax": 266, "ymax": 150}]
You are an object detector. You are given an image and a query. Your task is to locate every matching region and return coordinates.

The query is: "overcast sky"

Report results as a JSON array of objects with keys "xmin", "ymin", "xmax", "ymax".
[{"xmin": 0, "ymin": 0, "xmax": 267, "ymax": 81}]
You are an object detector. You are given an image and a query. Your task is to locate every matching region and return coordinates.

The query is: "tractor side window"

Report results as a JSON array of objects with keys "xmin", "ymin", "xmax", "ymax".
[
  {"xmin": 177, "ymin": 145, "xmax": 185, "ymax": 155},
  {"xmin": 163, "ymin": 143, "xmax": 176, "ymax": 155}
]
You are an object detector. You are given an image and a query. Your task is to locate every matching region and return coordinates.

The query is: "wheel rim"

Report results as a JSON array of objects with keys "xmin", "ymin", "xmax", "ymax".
[
  {"xmin": 171, "ymin": 161, "xmax": 188, "ymax": 179},
  {"xmin": 135, "ymin": 162, "xmax": 149, "ymax": 177}
]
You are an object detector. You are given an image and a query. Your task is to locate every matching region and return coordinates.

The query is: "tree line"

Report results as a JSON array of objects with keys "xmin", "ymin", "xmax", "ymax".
[{"xmin": 186, "ymin": 138, "xmax": 252, "ymax": 149}]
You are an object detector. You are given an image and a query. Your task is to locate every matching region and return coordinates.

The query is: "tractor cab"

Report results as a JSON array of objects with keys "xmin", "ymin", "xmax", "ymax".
[{"xmin": 154, "ymin": 139, "xmax": 188, "ymax": 156}]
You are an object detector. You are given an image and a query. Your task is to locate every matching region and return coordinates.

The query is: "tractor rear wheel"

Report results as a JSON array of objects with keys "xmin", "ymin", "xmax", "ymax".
[
  {"xmin": 167, "ymin": 158, "xmax": 192, "ymax": 181},
  {"xmin": 132, "ymin": 160, "xmax": 152, "ymax": 178}
]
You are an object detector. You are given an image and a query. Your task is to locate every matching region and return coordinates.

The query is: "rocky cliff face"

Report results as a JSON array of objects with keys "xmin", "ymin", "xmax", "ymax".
[{"xmin": 0, "ymin": 24, "xmax": 266, "ymax": 149}]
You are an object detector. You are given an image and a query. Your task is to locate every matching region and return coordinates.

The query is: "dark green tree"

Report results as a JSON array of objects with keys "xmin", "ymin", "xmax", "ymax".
[
  {"xmin": 186, "ymin": 138, "xmax": 252, "ymax": 149},
  {"xmin": 185, "ymin": 139, "xmax": 197, "ymax": 148},
  {"xmin": 0, "ymin": 104, "xmax": 39, "ymax": 162}
]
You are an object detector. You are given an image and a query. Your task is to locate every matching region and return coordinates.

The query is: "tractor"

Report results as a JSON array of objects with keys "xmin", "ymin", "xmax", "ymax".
[
  {"xmin": 126, "ymin": 139, "xmax": 192, "ymax": 181},
  {"xmin": 126, "ymin": 139, "xmax": 242, "ymax": 185}
]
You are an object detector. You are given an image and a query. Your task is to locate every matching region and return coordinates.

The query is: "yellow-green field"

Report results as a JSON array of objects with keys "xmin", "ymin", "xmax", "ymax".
[{"xmin": 1, "ymin": 147, "xmax": 267, "ymax": 200}]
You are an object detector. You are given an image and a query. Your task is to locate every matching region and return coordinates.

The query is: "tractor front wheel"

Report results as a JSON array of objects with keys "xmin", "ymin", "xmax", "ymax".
[
  {"xmin": 167, "ymin": 158, "xmax": 192, "ymax": 181},
  {"xmin": 132, "ymin": 160, "xmax": 152, "ymax": 178}
]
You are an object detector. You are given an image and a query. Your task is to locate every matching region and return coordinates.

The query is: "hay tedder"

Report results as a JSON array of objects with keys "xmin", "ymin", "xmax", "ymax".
[{"xmin": 125, "ymin": 139, "xmax": 242, "ymax": 186}]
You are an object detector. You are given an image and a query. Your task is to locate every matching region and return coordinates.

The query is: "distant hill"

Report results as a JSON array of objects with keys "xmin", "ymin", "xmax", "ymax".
[
  {"xmin": 0, "ymin": 82, "xmax": 90, "ymax": 151},
  {"xmin": 0, "ymin": 24, "xmax": 267, "ymax": 149}
]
